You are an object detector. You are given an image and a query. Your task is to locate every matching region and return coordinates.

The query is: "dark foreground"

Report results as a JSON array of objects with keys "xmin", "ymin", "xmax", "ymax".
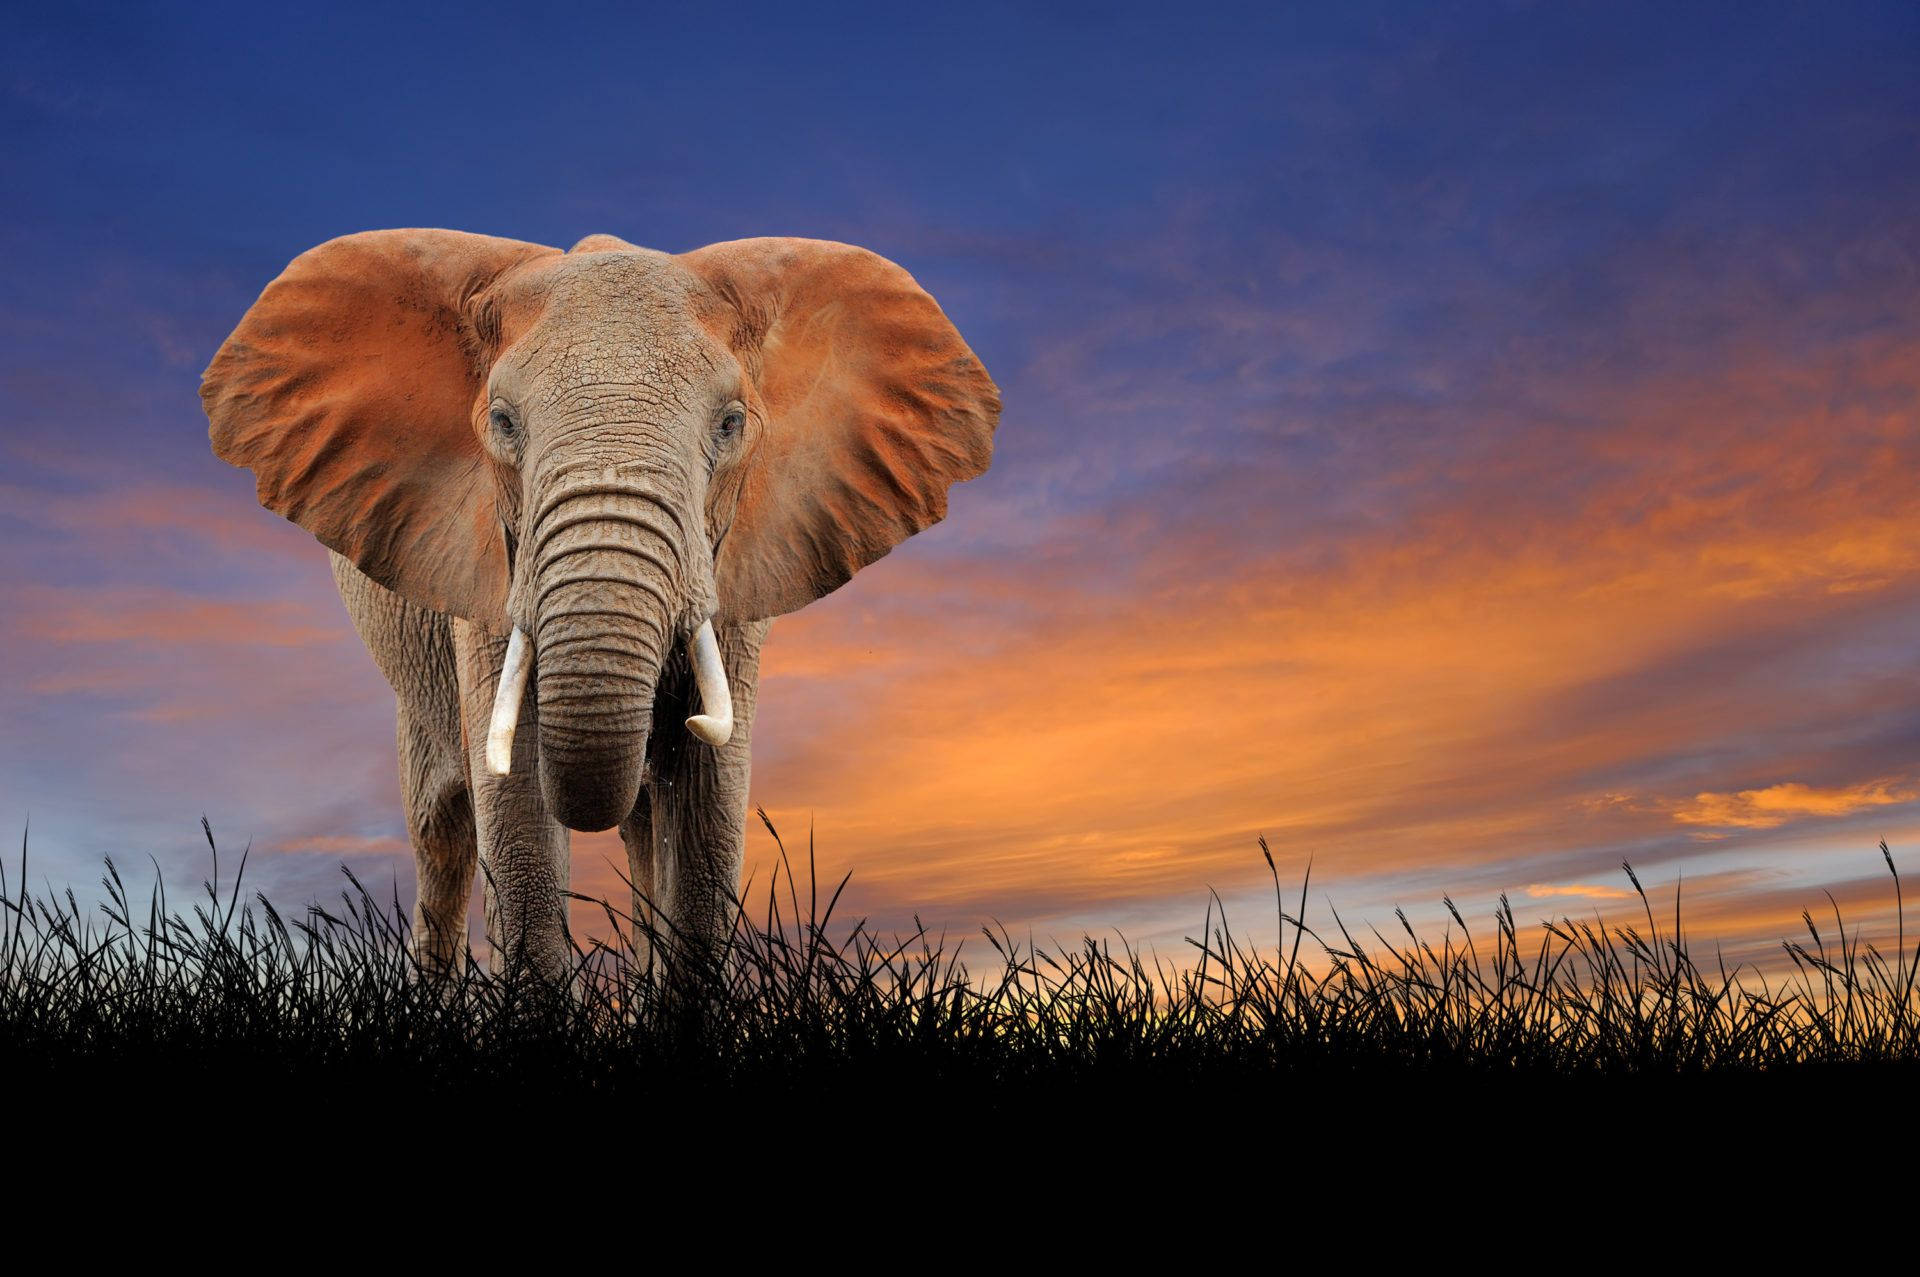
[{"xmin": 6, "ymin": 822, "xmax": 1916, "ymax": 1148}]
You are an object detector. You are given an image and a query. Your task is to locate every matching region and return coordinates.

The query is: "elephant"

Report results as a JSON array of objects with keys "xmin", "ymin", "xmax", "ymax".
[{"xmin": 201, "ymin": 229, "xmax": 1000, "ymax": 980}]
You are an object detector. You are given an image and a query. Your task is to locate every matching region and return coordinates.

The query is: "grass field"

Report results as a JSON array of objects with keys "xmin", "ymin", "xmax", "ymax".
[{"xmin": 5, "ymin": 815, "xmax": 1916, "ymax": 1131}]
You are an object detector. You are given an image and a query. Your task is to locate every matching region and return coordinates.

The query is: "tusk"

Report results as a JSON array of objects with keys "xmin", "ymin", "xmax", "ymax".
[
  {"xmin": 684, "ymin": 620, "xmax": 733, "ymax": 747},
  {"xmin": 485, "ymin": 628, "xmax": 532, "ymax": 776}
]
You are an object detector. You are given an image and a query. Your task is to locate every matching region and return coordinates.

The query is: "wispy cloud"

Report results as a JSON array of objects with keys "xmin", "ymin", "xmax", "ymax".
[
  {"xmin": 16, "ymin": 586, "xmax": 340, "ymax": 648},
  {"xmin": 274, "ymin": 834, "xmax": 413, "ymax": 858},
  {"xmin": 1524, "ymin": 882, "xmax": 1635, "ymax": 901},
  {"xmin": 1673, "ymin": 779, "xmax": 1919, "ymax": 833}
]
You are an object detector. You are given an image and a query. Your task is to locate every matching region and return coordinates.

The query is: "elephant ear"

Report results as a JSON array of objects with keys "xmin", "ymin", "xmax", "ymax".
[
  {"xmin": 679, "ymin": 238, "xmax": 1000, "ymax": 622},
  {"xmin": 201, "ymin": 229, "xmax": 559, "ymax": 625}
]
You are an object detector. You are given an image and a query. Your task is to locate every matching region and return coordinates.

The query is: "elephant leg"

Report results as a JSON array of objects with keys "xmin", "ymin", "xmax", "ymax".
[
  {"xmin": 617, "ymin": 793, "xmax": 658, "ymax": 970},
  {"xmin": 397, "ymin": 703, "xmax": 477, "ymax": 973},
  {"xmin": 645, "ymin": 620, "xmax": 767, "ymax": 971},
  {"xmin": 329, "ymin": 552, "xmax": 475, "ymax": 974},
  {"xmin": 454, "ymin": 619, "xmax": 572, "ymax": 981}
]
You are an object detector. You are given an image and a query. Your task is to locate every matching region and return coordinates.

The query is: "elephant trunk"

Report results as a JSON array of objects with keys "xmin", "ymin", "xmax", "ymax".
[
  {"xmin": 525, "ymin": 476, "xmax": 687, "ymax": 832},
  {"xmin": 534, "ymin": 577, "xmax": 662, "ymax": 831},
  {"xmin": 486, "ymin": 619, "xmax": 732, "ymax": 777}
]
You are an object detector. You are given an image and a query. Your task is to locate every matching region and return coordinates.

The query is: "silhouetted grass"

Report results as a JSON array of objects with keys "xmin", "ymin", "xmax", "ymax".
[{"xmin": 3, "ymin": 815, "xmax": 1915, "ymax": 1118}]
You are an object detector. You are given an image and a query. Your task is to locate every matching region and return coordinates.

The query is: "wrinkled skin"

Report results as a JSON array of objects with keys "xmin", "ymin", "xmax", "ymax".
[
  {"xmin": 203, "ymin": 231, "xmax": 998, "ymax": 979},
  {"xmin": 329, "ymin": 554, "xmax": 765, "ymax": 975}
]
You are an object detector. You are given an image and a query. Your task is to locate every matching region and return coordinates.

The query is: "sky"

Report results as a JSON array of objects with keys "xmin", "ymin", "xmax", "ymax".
[{"xmin": 3, "ymin": 1, "xmax": 1917, "ymax": 972}]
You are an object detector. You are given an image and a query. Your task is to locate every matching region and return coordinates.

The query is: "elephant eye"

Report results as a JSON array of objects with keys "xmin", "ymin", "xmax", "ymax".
[
  {"xmin": 717, "ymin": 404, "xmax": 746, "ymax": 440},
  {"xmin": 490, "ymin": 406, "xmax": 521, "ymax": 439}
]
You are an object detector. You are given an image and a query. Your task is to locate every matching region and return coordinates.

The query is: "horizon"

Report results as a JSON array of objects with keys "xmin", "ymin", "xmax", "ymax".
[{"xmin": 3, "ymin": 1, "xmax": 1917, "ymax": 969}]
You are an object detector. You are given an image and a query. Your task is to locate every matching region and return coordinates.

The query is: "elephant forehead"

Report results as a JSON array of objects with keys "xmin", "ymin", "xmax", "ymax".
[
  {"xmin": 501, "ymin": 257, "xmax": 726, "ymax": 382},
  {"xmin": 511, "ymin": 315, "xmax": 726, "ymax": 396},
  {"xmin": 547, "ymin": 249, "xmax": 694, "ymax": 313}
]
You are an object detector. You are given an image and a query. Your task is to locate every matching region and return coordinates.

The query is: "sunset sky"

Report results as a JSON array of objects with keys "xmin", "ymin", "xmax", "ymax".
[{"xmin": 4, "ymin": 2, "xmax": 1916, "ymax": 971}]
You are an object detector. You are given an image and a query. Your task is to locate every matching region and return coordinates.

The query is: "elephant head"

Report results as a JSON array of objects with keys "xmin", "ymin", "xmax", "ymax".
[{"xmin": 203, "ymin": 230, "xmax": 999, "ymax": 832}]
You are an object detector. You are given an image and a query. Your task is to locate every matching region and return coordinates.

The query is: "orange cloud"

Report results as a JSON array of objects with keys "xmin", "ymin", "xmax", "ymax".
[
  {"xmin": 15, "ymin": 586, "xmax": 340, "ymax": 647},
  {"xmin": 0, "ymin": 477, "xmax": 314, "ymax": 560},
  {"xmin": 1523, "ymin": 883, "xmax": 1635, "ymax": 901},
  {"xmin": 1672, "ymin": 779, "xmax": 1918, "ymax": 832},
  {"xmin": 275, "ymin": 835, "xmax": 412, "ymax": 858}
]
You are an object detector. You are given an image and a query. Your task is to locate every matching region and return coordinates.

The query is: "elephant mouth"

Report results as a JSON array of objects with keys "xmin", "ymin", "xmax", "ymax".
[{"xmin": 485, "ymin": 619, "xmax": 732, "ymax": 778}]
